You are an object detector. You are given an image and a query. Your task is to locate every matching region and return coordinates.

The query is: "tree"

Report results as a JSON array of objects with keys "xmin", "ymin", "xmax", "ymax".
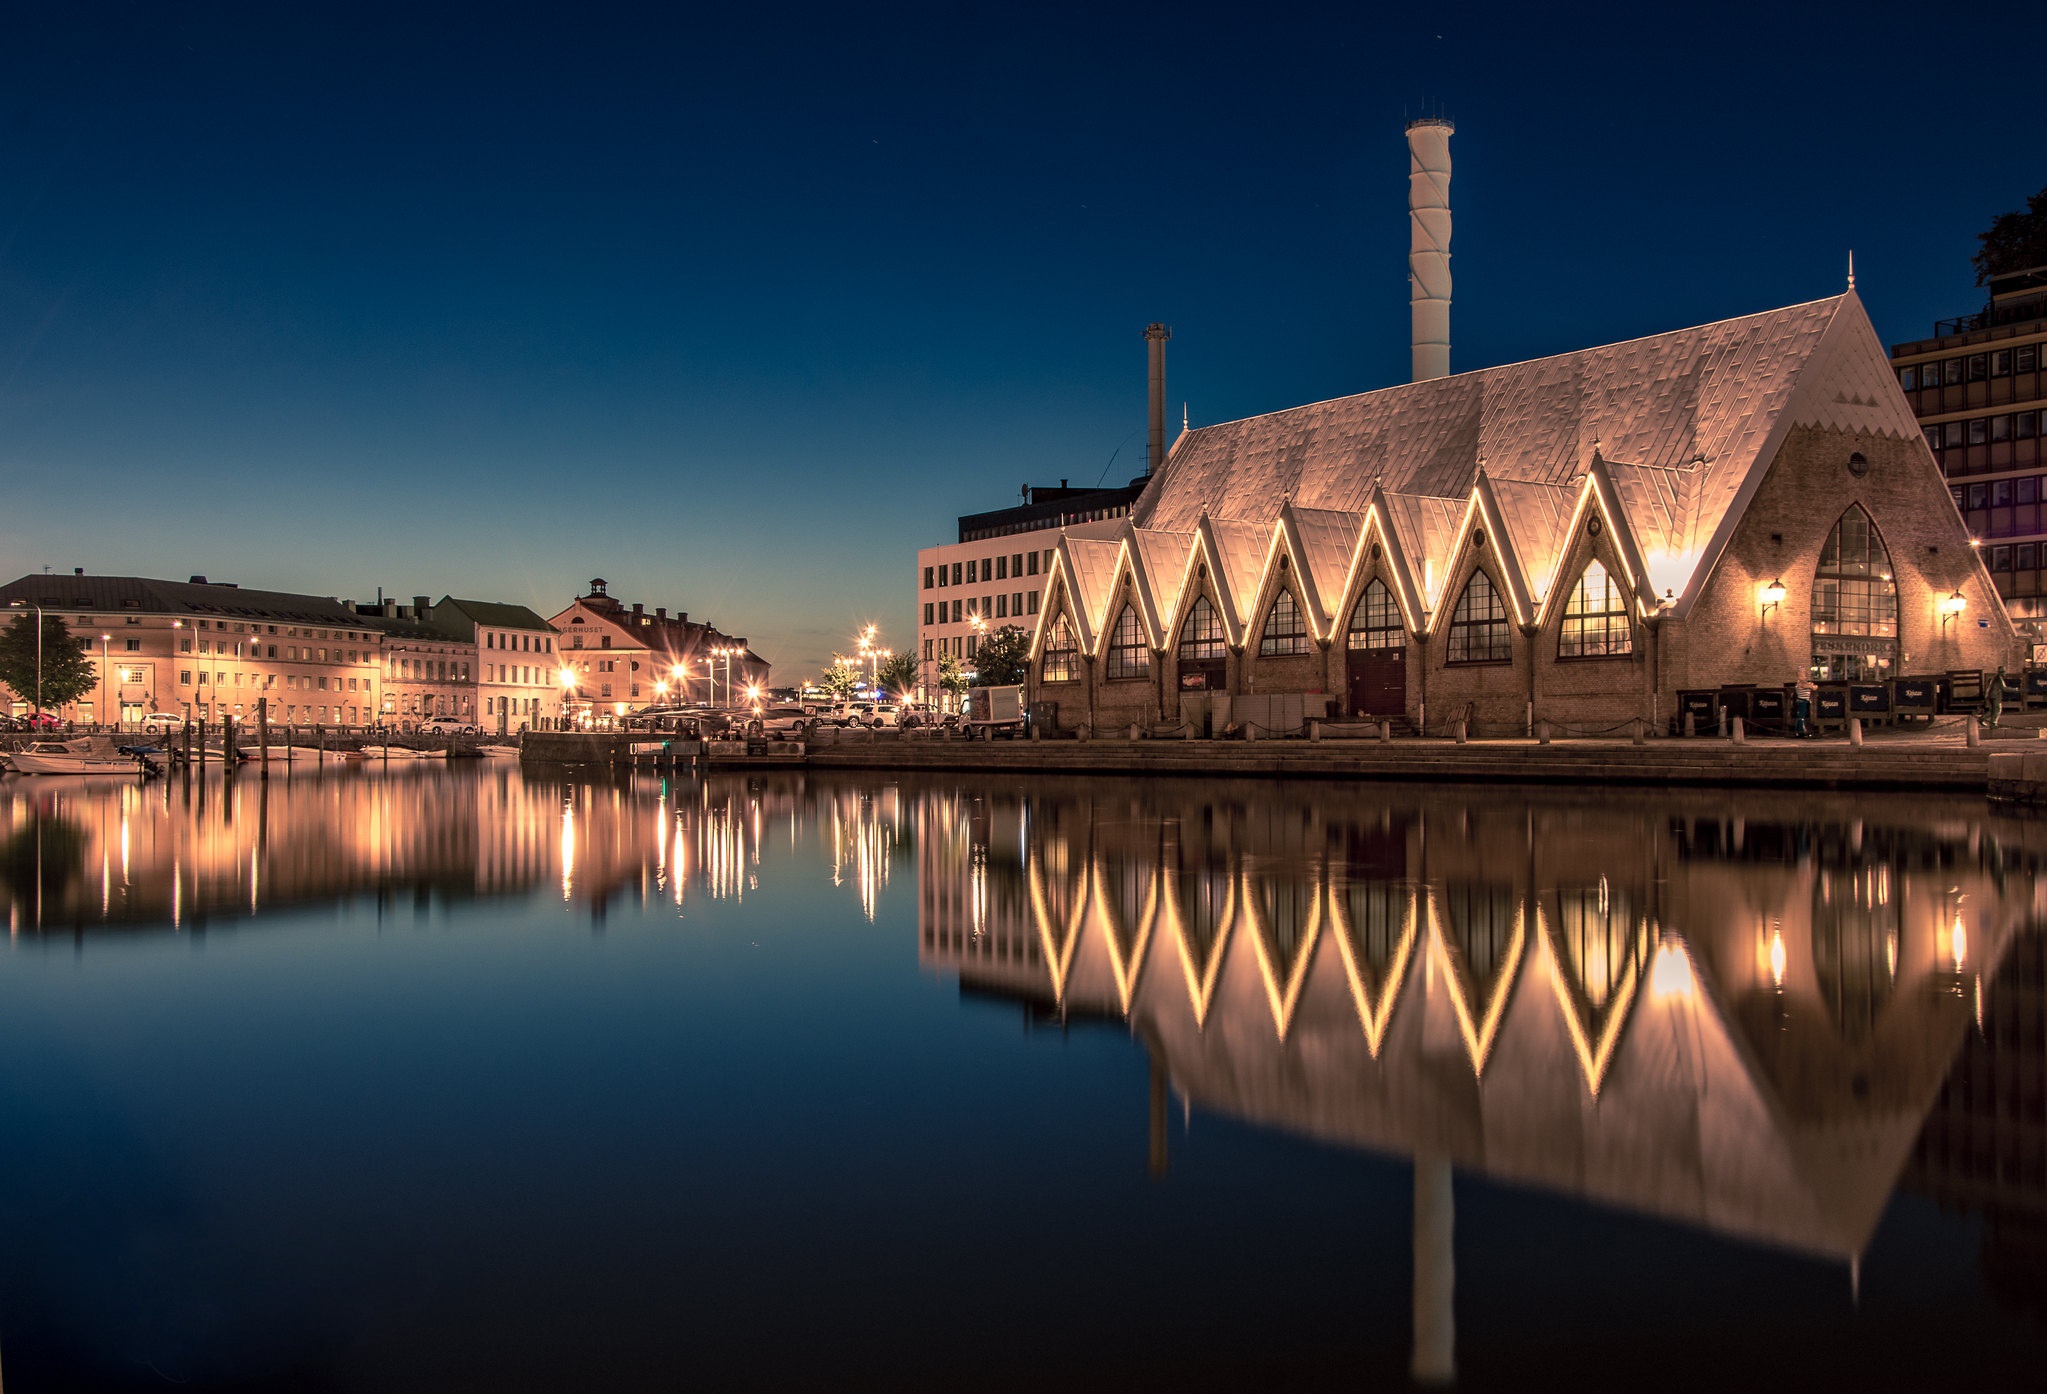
[
  {"xmin": 971, "ymin": 625, "xmax": 1031, "ymax": 686},
  {"xmin": 1973, "ymin": 185, "xmax": 2047, "ymax": 285},
  {"xmin": 0, "ymin": 613, "xmax": 96, "ymax": 714},
  {"xmin": 876, "ymin": 650, "xmax": 918, "ymax": 698},
  {"xmin": 936, "ymin": 652, "xmax": 969, "ymax": 703},
  {"xmin": 819, "ymin": 663, "xmax": 858, "ymax": 700}
]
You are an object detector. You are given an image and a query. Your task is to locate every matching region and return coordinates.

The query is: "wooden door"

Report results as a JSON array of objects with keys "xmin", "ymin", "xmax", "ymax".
[{"xmin": 1349, "ymin": 649, "xmax": 1404, "ymax": 716}]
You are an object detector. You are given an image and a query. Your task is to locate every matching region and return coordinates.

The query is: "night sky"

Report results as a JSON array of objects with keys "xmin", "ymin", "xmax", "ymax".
[{"xmin": 0, "ymin": 2, "xmax": 2035, "ymax": 676}]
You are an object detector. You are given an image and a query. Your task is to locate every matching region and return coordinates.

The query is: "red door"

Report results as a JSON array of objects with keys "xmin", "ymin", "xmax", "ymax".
[{"xmin": 1349, "ymin": 649, "xmax": 1405, "ymax": 717}]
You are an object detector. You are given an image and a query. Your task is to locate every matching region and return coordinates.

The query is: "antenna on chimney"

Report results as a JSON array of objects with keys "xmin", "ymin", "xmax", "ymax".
[{"xmin": 1406, "ymin": 116, "xmax": 1455, "ymax": 382}]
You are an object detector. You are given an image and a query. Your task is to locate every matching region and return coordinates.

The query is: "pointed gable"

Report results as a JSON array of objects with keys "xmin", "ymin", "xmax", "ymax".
[
  {"xmin": 1205, "ymin": 517, "xmax": 1270, "ymax": 637},
  {"xmin": 1285, "ymin": 506, "xmax": 1366, "ymax": 629},
  {"xmin": 1487, "ymin": 478, "xmax": 1579, "ymax": 607},
  {"xmin": 1381, "ymin": 493, "xmax": 1465, "ymax": 618},
  {"xmin": 1060, "ymin": 538, "xmax": 1123, "ymax": 651},
  {"xmin": 1131, "ymin": 528, "xmax": 1198, "ymax": 636}
]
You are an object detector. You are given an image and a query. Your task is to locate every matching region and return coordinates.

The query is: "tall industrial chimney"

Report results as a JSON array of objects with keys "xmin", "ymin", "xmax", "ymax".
[
  {"xmin": 1406, "ymin": 117, "xmax": 1454, "ymax": 382},
  {"xmin": 1144, "ymin": 323, "xmax": 1171, "ymax": 473}
]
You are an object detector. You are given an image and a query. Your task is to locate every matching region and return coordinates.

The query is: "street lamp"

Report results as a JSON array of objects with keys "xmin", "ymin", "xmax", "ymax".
[
  {"xmin": 671, "ymin": 661, "xmax": 687, "ymax": 704},
  {"xmin": 7, "ymin": 598, "xmax": 42, "ymax": 723},
  {"xmin": 100, "ymin": 633, "xmax": 111, "ymax": 730}
]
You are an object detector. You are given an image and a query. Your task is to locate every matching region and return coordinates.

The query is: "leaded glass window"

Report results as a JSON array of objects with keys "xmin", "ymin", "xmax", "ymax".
[
  {"xmin": 1259, "ymin": 588, "xmax": 1308, "ymax": 656},
  {"xmin": 1040, "ymin": 614, "xmax": 1080, "ymax": 683},
  {"xmin": 1177, "ymin": 595, "xmax": 1225, "ymax": 660},
  {"xmin": 1446, "ymin": 571, "xmax": 1511, "ymax": 664},
  {"xmin": 1348, "ymin": 580, "xmax": 1403, "ymax": 651},
  {"xmin": 1811, "ymin": 506, "xmax": 1898, "ymax": 682},
  {"xmin": 1558, "ymin": 561, "xmax": 1633, "ymax": 657},
  {"xmin": 1105, "ymin": 605, "xmax": 1150, "ymax": 679}
]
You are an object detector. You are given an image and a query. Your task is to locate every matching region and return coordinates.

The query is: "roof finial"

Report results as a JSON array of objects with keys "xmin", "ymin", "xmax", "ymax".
[
  {"xmin": 1182, "ymin": 402, "xmax": 1189, "ymax": 433},
  {"xmin": 1847, "ymin": 250, "xmax": 1856, "ymax": 290}
]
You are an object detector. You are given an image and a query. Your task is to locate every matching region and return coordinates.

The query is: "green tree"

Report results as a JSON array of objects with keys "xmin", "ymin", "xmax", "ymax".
[
  {"xmin": 936, "ymin": 652, "xmax": 969, "ymax": 702},
  {"xmin": 971, "ymin": 625, "xmax": 1031, "ymax": 686},
  {"xmin": 819, "ymin": 663, "xmax": 858, "ymax": 700},
  {"xmin": 0, "ymin": 613, "xmax": 96, "ymax": 713},
  {"xmin": 1973, "ymin": 185, "xmax": 2047, "ymax": 285},
  {"xmin": 876, "ymin": 650, "xmax": 919, "ymax": 698}
]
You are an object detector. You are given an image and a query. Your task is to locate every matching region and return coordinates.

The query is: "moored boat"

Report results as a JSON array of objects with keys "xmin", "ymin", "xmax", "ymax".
[
  {"xmin": 11, "ymin": 739, "xmax": 148, "ymax": 776},
  {"xmin": 477, "ymin": 745, "xmax": 521, "ymax": 759},
  {"xmin": 358, "ymin": 745, "xmax": 419, "ymax": 760}
]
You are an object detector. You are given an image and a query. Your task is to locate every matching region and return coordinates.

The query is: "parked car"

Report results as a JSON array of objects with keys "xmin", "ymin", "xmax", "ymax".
[
  {"xmin": 5, "ymin": 713, "xmax": 63, "ymax": 732},
  {"xmin": 896, "ymin": 704, "xmax": 954, "ymax": 731},
  {"xmin": 138, "ymin": 712, "xmax": 189, "ymax": 735},
  {"xmin": 419, "ymin": 717, "xmax": 478, "ymax": 735},
  {"xmin": 750, "ymin": 705, "xmax": 814, "ymax": 738}
]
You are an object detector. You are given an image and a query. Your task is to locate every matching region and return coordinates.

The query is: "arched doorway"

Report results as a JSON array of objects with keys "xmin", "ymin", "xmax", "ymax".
[
  {"xmin": 1811, "ymin": 505, "xmax": 1899, "ymax": 682},
  {"xmin": 1346, "ymin": 579, "xmax": 1406, "ymax": 715}
]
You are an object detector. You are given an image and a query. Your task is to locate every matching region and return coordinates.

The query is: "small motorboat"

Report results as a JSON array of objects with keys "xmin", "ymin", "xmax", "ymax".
[
  {"xmin": 286, "ymin": 746, "xmax": 360, "ymax": 764},
  {"xmin": 414, "ymin": 748, "xmax": 450, "ymax": 761},
  {"xmin": 11, "ymin": 738, "xmax": 148, "ymax": 776},
  {"xmin": 358, "ymin": 745, "xmax": 419, "ymax": 761},
  {"xmin": 477, "ymin": 745, "xmax": 521, "ymax": 759}
]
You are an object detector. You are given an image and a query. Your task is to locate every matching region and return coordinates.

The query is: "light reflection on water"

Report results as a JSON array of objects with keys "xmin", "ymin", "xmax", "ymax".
[{"xmin": 1, "ymin": 766, "xmax": 2044, "ymax": 1389}]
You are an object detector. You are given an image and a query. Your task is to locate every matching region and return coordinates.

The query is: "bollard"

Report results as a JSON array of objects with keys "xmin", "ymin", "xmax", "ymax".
[
  {"xmin": 1537, "ymin": 720, "xmax": 1551, "ymax": 745},
  {"xmin": 1683, "ymin": 711, "xmax": 1696, "ymax": 738},
  {"xmin": 1245, "ymin": 722, "xmax": 1259, "ymax": 742},
  {"xmin": 1631, "ymin": 716, "xmax": 1645, "ymax": 746},
  {"xmin": 1031, "ymin": 724, "xmax": 1041, "ymax": 741},
  {"xmin": 1380, "ymin": 720, "xmax": 1392, "ymax": 744},
  {"xmin": 1310, "ymin": 720, "xmax": 1322, "ymax": 743},
  {"xmin": 1849, "ymin": 716, "xmax": 1864, "ymax": 747},
  {"xmin": 257, "ymin": 698, "xmax": 268, "ymax": 773},
  {"xmin": 1128, "ymin": 723, "xmax": 1139, "ymax": 740},
  {"xmin": 1455, "ymin": 720, "xmax": 1467, "ymax": 745},
  {"xmin": 1731, "ymin": 715, "xmax": 1745, "ymax": 745},
  {"xmin": 1967, "ymin": 716, "xmax": 1980, "ymax": 748}
]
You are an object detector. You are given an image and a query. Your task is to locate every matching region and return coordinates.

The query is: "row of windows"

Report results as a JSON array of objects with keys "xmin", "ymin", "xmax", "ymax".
[
  {"xmin": 485, "ymin": 664, "xmax": 550, "ymax": 686},
  {"xmin": 924, "ymin": 592, "xmax": 1040, "ymax": 626},
  {"xmin": 1928, "ymin": 412, "xmax": 2041, "ymax": 449},
  {"xmin": 180, "ymin": 670, "xmax": 374, "ymax": 692},
  {"xmin": 924, "ymin": 551, "xmax": 1053, "ymax": 590},
  {"xmin": 1046, "ymin": 564, "xmax": 1637, "ymax": 681},
  {"xmin": 1900, "ymin": 344, "xmax": 2041, "ymax": 388},
  {"xmin": 187, "ymin": 639, "xmax": 371, "ymax": 663},
  {"xmin": 485, "ymin": 630, "xmax": 552, "ymax": 653},
  {"xmin": 1954, "ymin": 474, "xmax": 2047, "ymax": 510},
  {"xmin": 961, "ymin": 506, "xmax": 1129, "ymax": 543},
  {"xmin": 389, "ymin": 658, "xmax": 472, "ymax": 682}
]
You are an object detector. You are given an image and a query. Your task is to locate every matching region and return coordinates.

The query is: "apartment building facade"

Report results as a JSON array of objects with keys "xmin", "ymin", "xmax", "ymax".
[
  {"xmin": 432, "ymin": 597, "xmax": 563, "ymax": 731},
  {"xmin": 0, "ymin": 572, "xmax": 383, "ymax": 726},
  {"xmin": 1890, "ymin": 266, "xmax": 2047, "ymax": 620},
  {"xmin": 915, "ymin": 480, "xmax": 1143, "ymax": 702},
  {"xmin": 547, "ymin": 578, "xmax": 769, "ymax": 719}
]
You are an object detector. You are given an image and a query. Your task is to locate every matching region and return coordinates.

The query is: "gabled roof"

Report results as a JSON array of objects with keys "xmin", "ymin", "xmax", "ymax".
[
  {"xmin": 1285, "ymin": 506, "xmax": 1364, "ymax": 628},
  {"xmin": 0, "ymin": 573, "xmax": 371, "ymax": 630},
  {"xmin": 435, "ymin": 597, "xmax": 553, "ymax": 632},
  {"xmin": 1135, "ymin": 294, "xmax": 1855, "ymax": 569}
]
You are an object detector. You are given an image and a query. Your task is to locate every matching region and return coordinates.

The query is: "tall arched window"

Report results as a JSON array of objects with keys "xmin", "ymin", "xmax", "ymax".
[
  {"xmin": 1040, "ymin": 614, "xmax": 1080, "ymax": 683},
  {"xmin": 1811, "ymin": 505, "xmax": 1898, "ymax": 682},
  {"xmin": 1259, "ymin": 588, "xmax": 1308, "ymax": 655},
  {"xmin": 1446, "ymin": 571, "xmax": 1511, "ymax": 664},
  {"xmin": 1105, "ymin": 605, "xmax": 1150, "ymax": 679},
  {"xmin": 1348, "ymin": 580, "xmax": 1403, "ymax": 651},
  {"xmin": 1177, "ymin": 595, "xmax": 1225, "ymax": 660},
  {"xmin": 1559, "ymin": 561, "xmax": 1633, "ymax": 657}
]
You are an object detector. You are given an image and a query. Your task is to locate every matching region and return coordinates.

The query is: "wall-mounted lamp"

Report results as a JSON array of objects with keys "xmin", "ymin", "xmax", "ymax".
[
  {"xmin": 1942, "ymin": 589, "xmax": 1967, "ymax": 629},
  {"xmin": 1758, "ymin": 578, "xmax": 1786, "ymax": 619}
]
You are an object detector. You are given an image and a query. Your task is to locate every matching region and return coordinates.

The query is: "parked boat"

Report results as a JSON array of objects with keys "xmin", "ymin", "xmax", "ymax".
[
  {"xmin": 289, "ymin": 746, "xmax": 361, "ymax": 764},
  {"xmin": 414, "ymin": 748, "xmax": 450, "ymax": 761},
  {"xmin": 11, "ymin": 738, "xmax": 148, "ymax": 776},
  {"xmin": 477, "ymin": 745, "xmax": 521, "ymax": 759},
  {"xmin": 358, "ymin": 745, "xmax": 419, "ymax": 761}
]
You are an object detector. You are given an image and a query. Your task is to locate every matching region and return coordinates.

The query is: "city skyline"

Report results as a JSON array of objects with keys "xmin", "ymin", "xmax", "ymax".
[{"xmin": 1, "ymin": 2, "xmax": 2037, "ymax": 677}]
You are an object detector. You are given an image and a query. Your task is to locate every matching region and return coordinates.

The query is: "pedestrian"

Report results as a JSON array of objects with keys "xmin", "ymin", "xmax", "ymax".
[
  {"xmin": 1793, "ymin": 675, "xmax": 1815, "ymax": 738},
  {"xmin": 1987, "ymin": 666, "xmax": 2007, "ymax": 728}
]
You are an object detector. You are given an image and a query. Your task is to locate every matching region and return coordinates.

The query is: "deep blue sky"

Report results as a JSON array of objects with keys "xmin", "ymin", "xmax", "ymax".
[{"xmin": 0, "ymin": 2, "xmax": 2035, "ymax": 675}]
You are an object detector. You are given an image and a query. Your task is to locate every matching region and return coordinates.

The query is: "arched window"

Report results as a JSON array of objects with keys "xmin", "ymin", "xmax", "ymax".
[
  {"xmin": 1259, "ymin": 588, "xmax": 1308, "ymax": 656},
  {"xmin": 1446, "ymin": 571, "xmax": 1511, "ymax": 664},
  {"xmin": 1348, "ymin": 580, "xmax": 1403, "ymax": 651},
  {"xmin": 1811, "ymin": 505, "xmax": 1898, "ymax": 682},
  {"xmin": 1177, "ymin": 595, "xmax": 1225, "ymax": 660},
  {"xmin": 1559, "ymin": 561, "xmax": 1633, "ymax": 657},
  {"xmin": 1040, "ymin": 614, "xmax": 1080, "ymax": 683},
  {"xmin": 1105, "ymin": 605, "xmax": 1150, "ymax": 679}
]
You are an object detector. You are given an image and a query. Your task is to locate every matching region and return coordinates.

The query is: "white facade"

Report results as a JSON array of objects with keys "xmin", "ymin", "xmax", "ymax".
[{"xmin": 915, "ymin": 533, "xmax": 1057, "ymax": 701}]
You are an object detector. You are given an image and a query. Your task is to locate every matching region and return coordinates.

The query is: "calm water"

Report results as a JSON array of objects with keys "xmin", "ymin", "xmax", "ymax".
[{"xmin": 1, "ymin": 764, "xmax": 2043, "ymax": 1391}]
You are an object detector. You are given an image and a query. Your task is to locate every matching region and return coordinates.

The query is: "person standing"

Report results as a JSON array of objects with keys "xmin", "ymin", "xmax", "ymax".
[
  {"xmin": 1793, "ymin": 675, "xmax": 1815, "ymax": 738},
  {"xmin": 1988, "ymin": 666, "xmax": 2007, "ymax": 728}
]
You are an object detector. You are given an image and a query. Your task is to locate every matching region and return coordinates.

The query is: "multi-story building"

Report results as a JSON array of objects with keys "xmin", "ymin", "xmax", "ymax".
[
  {"xmin": 915, "ymin": 478, "xmax": 1145, "ymax": 703},
  {"xmin": 359, "ymin": 597, "xmax": 478, "ymax": 728},
  {"xmin": 429, "ymin": 597, "xmax": 563, "ymax": 732},
  {"xmin": 546, "ymin": 578, "xmax": 770, "ymax": 720},
  {"xmin": 0, "ymin": 571, "xmax": 384, "ymax": 727},
  {"xmin": 1890, "ymin": 266, "xmax": 2047, "ymax": 621}
]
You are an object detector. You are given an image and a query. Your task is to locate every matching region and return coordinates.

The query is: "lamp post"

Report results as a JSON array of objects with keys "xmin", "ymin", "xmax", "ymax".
[
  {"xmin": 7, "ymin": 599, "xmax": 43, "ymax": 723},
  {"xmin": 671, "ymin": 661, "xmax": 687, "ymax": 705},
  {"xmin": 559, "ymin": 665, "xmax": 577, "ymax": 730},
  {"xmin": 100, "ymin": 632, "xmax": 111, "ymax": 730}
]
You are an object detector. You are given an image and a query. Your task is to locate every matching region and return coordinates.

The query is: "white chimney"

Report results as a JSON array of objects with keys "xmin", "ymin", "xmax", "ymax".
[{"xmin": 1406, "ymin": 117, "xmax": 1454, "ymax": 382}]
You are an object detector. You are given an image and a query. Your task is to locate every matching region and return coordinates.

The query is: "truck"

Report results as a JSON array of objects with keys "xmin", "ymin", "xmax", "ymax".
[{"xmin": 962, "ymin": 684, "xmax": 1027, "ymax": 739}]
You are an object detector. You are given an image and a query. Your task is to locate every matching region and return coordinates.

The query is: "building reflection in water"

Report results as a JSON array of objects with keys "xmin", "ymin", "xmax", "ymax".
[
  {"xmin": 914, "ymin": 780, "xmax": 2047, "ymax": 1380},
  {"xmin": 5, "ymin": 768, "xmax": 2044, "ymax": 1369}
]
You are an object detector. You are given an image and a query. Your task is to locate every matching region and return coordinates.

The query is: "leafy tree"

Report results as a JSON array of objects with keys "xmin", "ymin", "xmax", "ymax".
[
  {"xmin": 876, "ymin": 650, "xmax": 919, "ymax": 698},
  {"xmin": 0, "ymin": 613, "xmax": 96, "ymax": 713},
  {"xmin": 971, "ymin": 624, "xmax": 1031, "ymax": 686},
  {"xmin": 1973, "ymin": 185, "xmax": 2047, "ymax": 285},
  {"xmin": 819, "ymin": 663, "xmax": 858, "ymax": 700},
  {"xmin": 936, "ymin": 652, "xmax": 969, "ymax": 701}
]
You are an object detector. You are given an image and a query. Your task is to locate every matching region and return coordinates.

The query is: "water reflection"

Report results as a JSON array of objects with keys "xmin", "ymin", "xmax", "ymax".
[{"xmin": 4, "ymin": 768, "xmax": 2044, "ymax": 1380}]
